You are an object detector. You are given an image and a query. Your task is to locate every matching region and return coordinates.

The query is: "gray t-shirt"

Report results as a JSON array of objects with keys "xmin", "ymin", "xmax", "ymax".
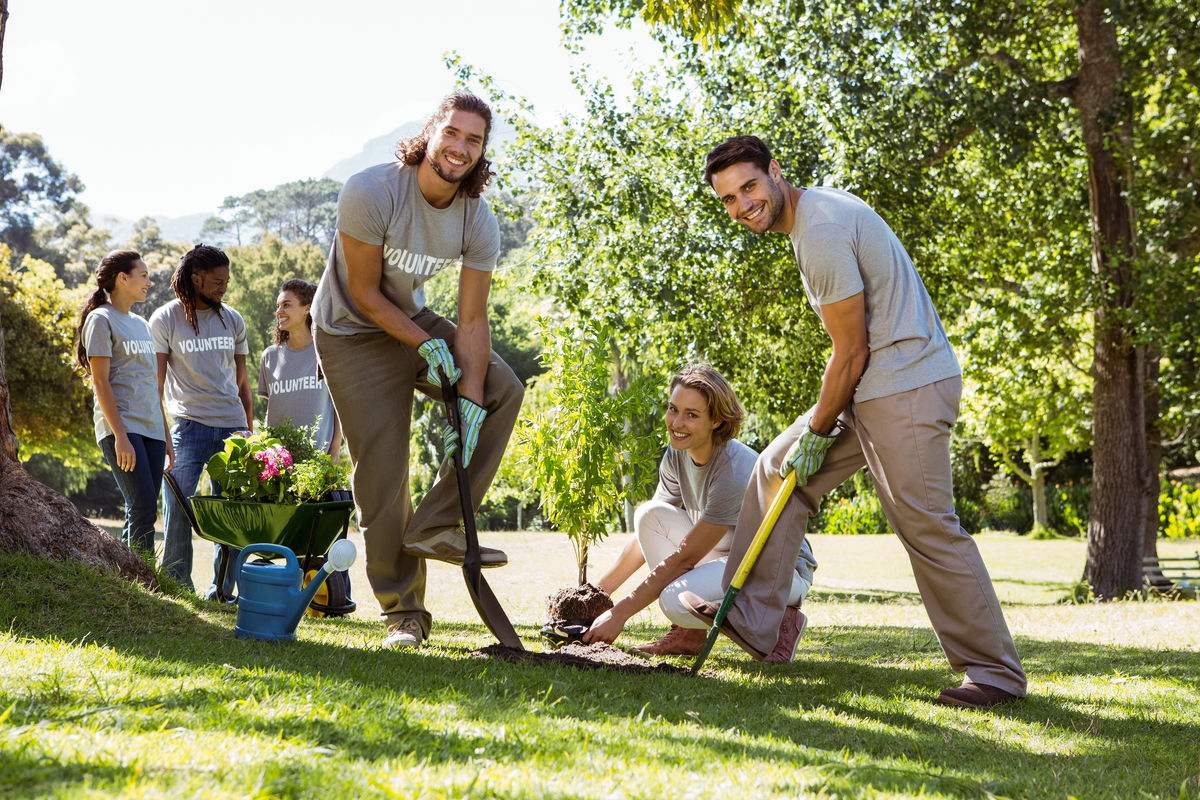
[
  {"xmin": 790, "ymin": 187, "xmax": 961, "ymax": 402},
  {"xmin": 257, "ymin": 342, "xmax": 336, "ymax": 451},
  {"xmin": 150, "ymin": 299, "xmax": 249, "ymax": 429},
  {"xmin": 313, "ymin": 161, "xmax": 501, "ymax": 335},
  {"xmin": 83, "ymin": 306, "xmax": 166, "ymax": 443},
  {"xmin": 652, "ymin": 440, "xmax": 817, "ymax": 582}
]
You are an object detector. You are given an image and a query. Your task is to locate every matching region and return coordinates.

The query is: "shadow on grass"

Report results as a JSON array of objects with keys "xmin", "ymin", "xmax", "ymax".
[{"xmin": 2, "ymin": 553, "xmax": 1198, "ymax": 799}]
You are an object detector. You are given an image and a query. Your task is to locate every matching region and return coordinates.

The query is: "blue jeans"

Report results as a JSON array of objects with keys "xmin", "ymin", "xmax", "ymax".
[
  {"xmin": 99, "ymin": 433, "xmax": 166, "ymax": 555},
  {"xmin": 162, "ymin": 418, "xmax": 242, "ymax": 593}
]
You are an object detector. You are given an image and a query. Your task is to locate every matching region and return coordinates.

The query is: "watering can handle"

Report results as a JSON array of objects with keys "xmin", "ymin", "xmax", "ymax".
[{"xmin": 232, "ymin": 543, "xmax": 300, "ymax": 580}]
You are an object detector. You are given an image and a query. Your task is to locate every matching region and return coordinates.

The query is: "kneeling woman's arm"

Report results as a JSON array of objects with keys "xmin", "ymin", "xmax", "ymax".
[{"xmin": 584, "ymin": 520, "xmax": 727, "ymax": 644}]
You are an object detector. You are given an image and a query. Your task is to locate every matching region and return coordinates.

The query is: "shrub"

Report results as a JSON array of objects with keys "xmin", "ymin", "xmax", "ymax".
[
  {"xmin": 1160, "ymin": 480, "xmax": 1200, "ymax": 539},
  {"xmin": 979, "ymin": 472, "xmax": 1032, "ymax": 533},
  {"xmin": 1047, "ymin": 481, "xmax": 1091, "ymax": 537},
  {"xmin": 812, "ymin": 471, "xmax": 890, "ymax": 535}
]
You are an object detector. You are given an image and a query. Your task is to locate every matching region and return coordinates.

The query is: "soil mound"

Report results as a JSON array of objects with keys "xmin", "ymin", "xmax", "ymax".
[
  {"xmin": 545, "ymin": 583, "xmax": 613, "ymax": 625},
  {"xmin": 474, "ymin": 642, "xmax": 689, "ymax": 675}
]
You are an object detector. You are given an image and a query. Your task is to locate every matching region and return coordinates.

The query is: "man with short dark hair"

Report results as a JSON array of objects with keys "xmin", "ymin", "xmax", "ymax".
[
  {"xmin": 312, "ymin": 92, "xmax": 524, "ymax": 650},
  {"xmin": 682, "ymin": 135, "xmax": 1026, "ymax": 708}
]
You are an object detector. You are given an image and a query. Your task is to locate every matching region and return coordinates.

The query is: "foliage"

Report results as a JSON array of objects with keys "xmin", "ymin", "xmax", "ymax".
[
  {"xmin": 0, "ymin": 125, "xmax": 83, "ymax": 256},
  {"xmin": 201, "ymin": 178, "xmax": 341, "ymax": 250},
  {"xmin": 812, "ymin": 472, "xmax": 890, "ymax": 536},
  {"xmin": 514, "ymin": 319, "xmax": 661, "ymax": 582},
  {"xmin": 204, "ymin": 432, "xmax": 294, "ymax": 503},
  {"xmin": 263, "ymin": 418, "xmax": 318, "ymax": 466},
  {"xmin": 291, "ymin": 452, "xmax": 352, "ymax": 503},
  {"xmin": 0, "ymin": 246, "xmax": 97, "ymax": 467},
  {"xmin": 1160, "ymin": 480, "xmax": 1200, "ymax": 539}
]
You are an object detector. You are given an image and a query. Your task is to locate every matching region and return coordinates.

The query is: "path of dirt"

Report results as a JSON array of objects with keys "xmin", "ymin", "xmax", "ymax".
[{"xmin": 473, "ymin": 641, "xmax": 693, "ymax": 675}]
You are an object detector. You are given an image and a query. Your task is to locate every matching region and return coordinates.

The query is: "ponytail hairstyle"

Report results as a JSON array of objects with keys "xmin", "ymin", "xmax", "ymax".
[
  {"xmin": 273, "ymin": 278, "xmax": 317, "ymax": 345},
  {"xmin": 172, "ymin": 243, "xmax": 230, "ymax": 333},
  {"xmin": 75, "ymin": 250, "xmax": 143, "ymax": 374}
]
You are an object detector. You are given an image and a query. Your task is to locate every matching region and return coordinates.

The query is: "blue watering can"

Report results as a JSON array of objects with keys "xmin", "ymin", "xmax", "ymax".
[{"xmin": 233, "ymin": 540, "xmax": 357, "ymax": 642}]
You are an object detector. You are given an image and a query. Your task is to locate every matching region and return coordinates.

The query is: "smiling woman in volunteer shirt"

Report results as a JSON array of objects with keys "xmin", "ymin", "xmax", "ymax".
[
  {"xmin": 258, "ymin": 279, "xmax": 342, "ymax": 457},
  {"xmin": 583, "ymin": 364, "xmax": 817, "ymax": 660},
  {"xmin": 150, "ymin": 244, "xmax": 253, "ymax": 598},
  {"xmin": 76, "ymin": 250, "xmax": 173, "ymax": 557}
]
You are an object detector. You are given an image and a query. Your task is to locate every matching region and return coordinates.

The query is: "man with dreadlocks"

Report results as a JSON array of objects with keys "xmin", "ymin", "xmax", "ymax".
[
  {"xmin": 312, "ymin": 92, "xmax": 524, "ymax": 649},
  {"xmin": 151, "ymin": 244, "xmax": 253, "ymax": 597}
]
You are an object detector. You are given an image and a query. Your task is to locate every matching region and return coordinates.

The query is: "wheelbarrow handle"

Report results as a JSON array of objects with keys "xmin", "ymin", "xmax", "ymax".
[{"xmin": 162, "ymin": 470, "xmax": 203, "ymax": 537}]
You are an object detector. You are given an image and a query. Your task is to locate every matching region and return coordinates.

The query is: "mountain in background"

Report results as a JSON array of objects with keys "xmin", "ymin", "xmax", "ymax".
[{"xmin": 100, "ymin": 119, "xmax": 517, "ymax": 245}]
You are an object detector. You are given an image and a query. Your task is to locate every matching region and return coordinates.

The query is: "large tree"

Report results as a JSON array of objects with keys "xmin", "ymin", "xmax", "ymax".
[
  {"xmin": 565, "ymin": 0, "xmax": 1200, "ymax": 598},
  {"xmin": 0, "ymin": 4, "xmax": 155, "ymax": 586}
]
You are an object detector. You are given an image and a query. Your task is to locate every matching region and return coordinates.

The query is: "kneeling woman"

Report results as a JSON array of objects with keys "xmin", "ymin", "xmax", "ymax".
[{"xmin": 584, "ymin": 364, "xmax": 815, "ymax": 659}]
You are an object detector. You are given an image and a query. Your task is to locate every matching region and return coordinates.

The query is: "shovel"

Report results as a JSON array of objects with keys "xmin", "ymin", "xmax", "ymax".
[
  {"xmin": 439, "ymin": 369, "xmax": 525, "ymax": 651},
  {"xmin": 691, "ymin": 471, "xmax": 796, "ymax": 675}
]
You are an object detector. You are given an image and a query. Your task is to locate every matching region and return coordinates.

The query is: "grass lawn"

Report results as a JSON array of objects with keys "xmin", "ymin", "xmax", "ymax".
[{"xmin": 3, "ymin": 530, "xmax": 1198, "ymax": 798}]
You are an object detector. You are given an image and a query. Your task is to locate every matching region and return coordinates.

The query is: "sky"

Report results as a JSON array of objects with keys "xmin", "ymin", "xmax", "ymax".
[{"xmin": 2, "ymin": 0, "xmax": 657, "ymax": 219}]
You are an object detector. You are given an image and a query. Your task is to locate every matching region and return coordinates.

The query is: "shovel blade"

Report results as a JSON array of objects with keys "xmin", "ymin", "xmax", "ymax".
[{"xmin": 463, "ymin": 563, "xmax": 524, "ymax": 650}]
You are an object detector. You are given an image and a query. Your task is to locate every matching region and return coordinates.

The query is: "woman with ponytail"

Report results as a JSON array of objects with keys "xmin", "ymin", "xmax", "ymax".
[
  {"xmin": 258, "ymin": 279, "xmax": 342, "ymax": 457},
  {"xmin": 150, "ymin": 244, "xmax": 252, "ymax": 597},
  {"xmin": 76, "ymin": 251, "xmax": 173, "ymax": 555}
]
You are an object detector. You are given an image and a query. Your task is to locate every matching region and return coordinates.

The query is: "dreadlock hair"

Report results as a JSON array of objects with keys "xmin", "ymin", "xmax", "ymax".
[
  {"xmin": 273, "ymin": 278, "xmax": 317, "ymax": 346},
  {"xmin": 172, "ymin": 243, "xmax": 230, "ymax": 333},
  {"xmin": 395, "ymin": 91, "xmax": 495, "ymax": 198},
  {"xmin": 74, "ymin": 250, "xmax": 143, "ymax": 374}
]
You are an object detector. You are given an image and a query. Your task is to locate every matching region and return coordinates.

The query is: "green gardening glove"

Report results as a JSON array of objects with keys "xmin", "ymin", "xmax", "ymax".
[
  {"xmin": 417, "ymin": 338, "xmax": 462, "ymax": 387},
  {"xmin": 779, "ymin": 422, "xmax": 841, "ymax": 485},
  {"xmin": 444, "ymin": 397, "xmax": 487, "ymax": 468}
]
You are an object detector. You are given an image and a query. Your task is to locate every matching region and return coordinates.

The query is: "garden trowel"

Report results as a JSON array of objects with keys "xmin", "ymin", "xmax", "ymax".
[{"xmin": 439, "ymin": 369, "xmax": 525, "ymax": 651}]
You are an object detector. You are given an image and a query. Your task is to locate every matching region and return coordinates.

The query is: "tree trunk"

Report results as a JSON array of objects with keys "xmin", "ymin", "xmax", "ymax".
[
  {"xmin": 1074, "ymin": 1, "xmax": 1146, "ymax": 599},
  {"xmin": 1028, "ymin": 438, "xmax": 1049, "ymax": 531},
  {"xmin": 609, "ymin": 339, "xmax": 637, "ymax": 535},
  {"xmin": 1142, "ymin": 349, "xmax": 1169, "ymax": 588},
  {"xmin": 578, "ymin": 540, "xmax": 589, "ymax": 586},
  {"xmin": 515, "ymin": 501, "xmax": 524, "ymax": 531}
]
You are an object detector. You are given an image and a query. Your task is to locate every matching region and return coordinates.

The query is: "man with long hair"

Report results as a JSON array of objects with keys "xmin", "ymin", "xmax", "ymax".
[
  {"xmin": 312, "ymin": 92, "xmax": 523, "ymax": 649},
  {"xmin": 686, "ymin": 136, "xmax": 1026, "ymax": 708}
]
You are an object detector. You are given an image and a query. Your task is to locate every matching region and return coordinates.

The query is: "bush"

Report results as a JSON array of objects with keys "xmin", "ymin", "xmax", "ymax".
[
  {"xmin": 1046, "ymin": 481, "xmax": 1091, "ymax": 537},
  {"xmin": 1160, "ymin": 480, "xmax": 1200, "ymax": 539},
  {"xmin": 979, "ymin": 472, "xmax": 1033, "ymax": 533},
  {"xmin": 812, "ymin": 471, "xmax": 890, "ymax": 535}
]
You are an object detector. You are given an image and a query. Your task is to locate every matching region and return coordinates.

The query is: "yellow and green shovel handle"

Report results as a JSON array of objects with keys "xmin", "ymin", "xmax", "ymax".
[{"xmin": 690, "ymin": 471, "xmax": 797, "ymax": 675}]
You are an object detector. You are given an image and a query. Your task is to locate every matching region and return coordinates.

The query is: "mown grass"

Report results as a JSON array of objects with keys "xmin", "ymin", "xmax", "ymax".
[{"xmin": 2, "ymin": 536, "xmax": 1199, "ymax": 798}]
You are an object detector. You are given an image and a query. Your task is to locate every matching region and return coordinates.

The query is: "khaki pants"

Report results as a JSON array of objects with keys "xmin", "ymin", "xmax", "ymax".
[
  {"xmin": 723, "ymin": 375, "xmax": 1026, "ymax": 695},
  {"xmin": 314, "ymin": 309, "xmax": 524, "ymax": 634}
]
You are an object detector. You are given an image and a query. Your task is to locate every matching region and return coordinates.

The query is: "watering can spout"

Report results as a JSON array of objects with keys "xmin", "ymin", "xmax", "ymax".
[{"xmin": 287, "ymin": 539, "xmax": 358, "ymax": 632}]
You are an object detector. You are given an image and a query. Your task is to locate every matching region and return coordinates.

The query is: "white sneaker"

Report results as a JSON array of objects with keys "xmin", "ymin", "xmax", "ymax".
[{"xmin": 382, "ymin": 618, "xmax": 424, "ymax": 649}]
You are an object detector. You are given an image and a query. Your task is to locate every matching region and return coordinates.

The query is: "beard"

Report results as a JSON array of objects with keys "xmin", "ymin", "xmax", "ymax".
[
  {"xmin": 428, "ymin": 145, "xmax": 472, "ymax": 185},
  {"xmin": 198, "ymin": 291, "xmax": 224, "ymax": 311},
  {"xmin": 758, "ymin": 177, "xmax": 786, "ymax": 232}
]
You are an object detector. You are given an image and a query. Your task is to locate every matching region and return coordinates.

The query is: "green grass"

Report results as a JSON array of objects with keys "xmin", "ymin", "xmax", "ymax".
[{"xmin": 2, "ymin": 533, "xmax": 1199, "ymax": 799}]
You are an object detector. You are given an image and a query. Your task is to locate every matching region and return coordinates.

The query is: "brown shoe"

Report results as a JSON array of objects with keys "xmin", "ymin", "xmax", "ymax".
[
  {"xmin": 402, "ymin": 528, "xmax": 507, "ymax": 568},
  {"xmin": 764, "ymin": 606, "xmax": 808, "ymax": 663},
  {"xmin": 633, "ymin": 625, "xmax": 708, "ymax": 656},
  {"xmin": 936, "ymin": 681, "xmax": 1021, "ymax": 709},
  {"xmin": 382, "ymin": 617, "xmax": 425, "ymax": 649},
  {"xmin": 679, "ymin": 591, "xmax": 767, "ymax": 659}
]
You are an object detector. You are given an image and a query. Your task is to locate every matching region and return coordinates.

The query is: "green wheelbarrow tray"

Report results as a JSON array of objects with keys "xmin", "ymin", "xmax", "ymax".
[
  {"xmin": 190, "ymin": 495, "xmax": 353, "ymax": 551},
  {"xmin": 163, "ymin": 471, "xmax": 354, "ymax": 604}
]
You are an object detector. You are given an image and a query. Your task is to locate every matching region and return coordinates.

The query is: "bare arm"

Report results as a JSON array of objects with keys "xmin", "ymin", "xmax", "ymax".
[
  {"xmin": 585, "ymin": 519, "xmax": 729, "ymax": 643},
  {"xmin": 455, "ymin": 267, "xmax": 492, "ymax": 404},
  {"xmin": 808, "ymin": 291, "xmax": 870, "ymax": 435},
  {"xmin": 154, "ymin": 352, "xmax": 175, "ymax": 470},
  {"xmin": 90, "ymin": 357, "xmax": 135, "ymax": 470},
  {"xmin": 328, "ymin": 411, "xmax": 343, "ymax": 462},
  {"xmin": 342, "ymin": 232, "xmax": 430, "ymax": 348},
  {"xmin": 596, "ymin": 536, "xmax": 646, "ymax": 596},
  {"xmin": 235, "ymin": 354, "xmax": 253, "ymax": 431}
]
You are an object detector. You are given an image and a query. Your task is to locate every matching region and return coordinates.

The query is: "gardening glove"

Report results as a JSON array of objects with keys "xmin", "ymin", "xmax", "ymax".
[
  {"xmin": 444, "ymin": 397, "xmax": 487, "ymax": 468},
  {"xmin": 779, "ymin": 421, "xmax": 842, "ymax": 486},
  {"xmin": 417, "ymin": 338, "xmax": 462, "ymax": 387}
]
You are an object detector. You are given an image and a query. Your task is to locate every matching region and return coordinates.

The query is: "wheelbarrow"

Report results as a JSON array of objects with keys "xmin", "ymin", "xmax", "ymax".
[{"xmin": 163, "ymin": 471, "xmax": 357, "ymax": 613}]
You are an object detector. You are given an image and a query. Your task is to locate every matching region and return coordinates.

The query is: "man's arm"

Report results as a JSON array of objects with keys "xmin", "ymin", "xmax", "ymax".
[
  {"xmin": 454, "ymin": 266, "xmax": 492, "ymax": 405},
  {"xmin": 235, "ymin": 354, "xmax": 254, "ymax": 431},
  {"xmin": 341, "ymin": 232, "xmax": 431, "ymax": 348},
  {"xmin": 808, "ymin": 291, "xmax": 870, "ymax": 434}
]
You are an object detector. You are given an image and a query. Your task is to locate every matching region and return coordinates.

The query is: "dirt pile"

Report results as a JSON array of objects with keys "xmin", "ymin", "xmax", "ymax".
[
  {"xmin": 545, "ymin": 583, "xmax": 613, "ymax": 625},
  {"xmin": 474, "ymin": 642, "xmax": 689, "ymax": 675}
]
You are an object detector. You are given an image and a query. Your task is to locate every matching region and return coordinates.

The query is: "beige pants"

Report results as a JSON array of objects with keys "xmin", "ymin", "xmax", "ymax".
[
  {"xmin": 314, "ymin": 309, "xmax": 524, "ymax": 634},
  {"xmin": 723, "ymin": 375, "xmax": 1026, "ymax": 695},
  {"xmin": 636, "ymin": 500, "xmax": 810, "ymax": 629}
]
